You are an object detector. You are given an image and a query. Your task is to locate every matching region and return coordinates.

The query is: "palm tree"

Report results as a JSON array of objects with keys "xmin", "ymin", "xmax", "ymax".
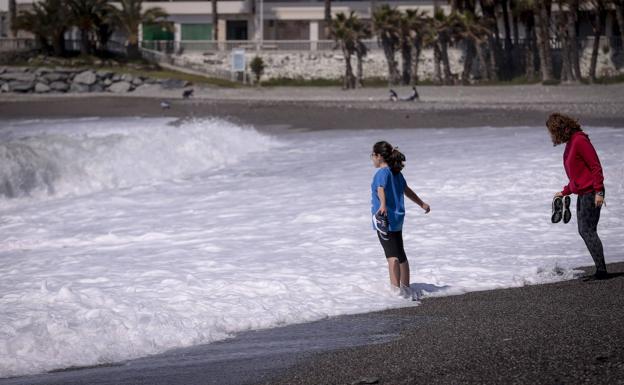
[
  {"xmin": 324, "ymin": 0, "xmax": 332, "ymax": 38},
  {"xmin": 532, "ymin": 0, "xmax": 554, "ymax": 82},
  {"xmin": 514, "ymin": 0, "xmax": 538, "ymax": 81},
  {"xmin": 554, "ymin": 0, "xmax": 580, "ymax": 82},
  {"xmin": 373, "ymin": 5, "xmax": 402, "ymax": 85},
  {"xmin": 15, "ymin": 0, "xmax": 69, "ymax": 56},
  {"xmin": 109, "ymin": 0, "xmax": 169, "ymax": 60},
  {"xmin": 425, "ymin": 8, "xmax": 458, "ymax": 84},
  {"xmin": 586, "ymin": 0, "xmax": 608, "ymax": 82},
  {"xmin": 67, "ymin": 0, "xmax": 110, "ymax": 55},
  {"xmin": 456, "ymin": 11, "xmax": 493, "ymax": 81},
  {"xmin": 403, "ymin": 9, "xmax": 428, "ymax": 85},
  {"xmin": 352, "ymin": 15, "xmax": 371, "ymax": 87},
  {"xmin": 331, "ymin": 12, "xmax": 369, "ymax": 89}
]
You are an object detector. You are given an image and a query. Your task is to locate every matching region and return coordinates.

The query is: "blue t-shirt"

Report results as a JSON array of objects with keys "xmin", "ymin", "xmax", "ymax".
[{"xmin": 371, "ymin": 167, "xmax": 406, "ymax": 231}]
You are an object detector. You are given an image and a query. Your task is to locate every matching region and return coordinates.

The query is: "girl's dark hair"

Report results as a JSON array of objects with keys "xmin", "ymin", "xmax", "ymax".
[
  {"xmin": 373, "ymin": 141, "xmax": 405, "ymax": 174},
  {"xmin": 546, "ymin": 113, "xmax": 582, "ymax": 146}
]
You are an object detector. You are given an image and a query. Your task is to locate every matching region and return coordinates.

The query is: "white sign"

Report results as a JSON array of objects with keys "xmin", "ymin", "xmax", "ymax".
[{"xmin": 231, "ymin": 49, "xmax": 246, "ymax": 72}]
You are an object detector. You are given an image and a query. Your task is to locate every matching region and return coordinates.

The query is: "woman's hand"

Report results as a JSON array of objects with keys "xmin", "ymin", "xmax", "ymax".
[
  {"xmin": 422, "ymin": 203, "xmax": 431, "ymax": 214},
  {"xmin": 595, "ymin": 194, "xmax": 604, "ymax": 208},
  {"xmin": 378, "ymin": 205, "xmax": 387, "ymax": 215},
  {"xmin": 554, "ymin": 191, "xmax": 563, "ymax": 198}
]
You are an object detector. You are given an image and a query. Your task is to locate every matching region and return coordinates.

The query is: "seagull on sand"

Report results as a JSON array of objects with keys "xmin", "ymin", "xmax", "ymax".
[{"xmin": 160, "ymin": 100, "xmax": 171, "ymax": 109}]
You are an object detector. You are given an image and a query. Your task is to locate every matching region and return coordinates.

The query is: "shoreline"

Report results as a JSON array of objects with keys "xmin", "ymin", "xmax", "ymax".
[
  {"xmin": 1, "ymin": 263, "xmax": 622, "ymax": 385},
  {"xmin": 1, "ymin": 84, "xmax": 624, "ymax": 130}
]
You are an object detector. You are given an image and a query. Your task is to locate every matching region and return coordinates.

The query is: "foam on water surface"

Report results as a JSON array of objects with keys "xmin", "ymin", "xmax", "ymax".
[{"xmin": 1, "ymin": 118, "xmax": 623, "ymax": 377}]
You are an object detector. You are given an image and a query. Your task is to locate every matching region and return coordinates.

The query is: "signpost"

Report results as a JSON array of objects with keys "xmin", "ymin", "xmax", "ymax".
[{"xmin": 231, "ymin": 48, "xmax": 247, "ymax": 83}]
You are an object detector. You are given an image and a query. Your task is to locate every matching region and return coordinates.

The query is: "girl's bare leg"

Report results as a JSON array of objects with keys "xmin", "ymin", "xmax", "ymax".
[
  {"xmin": 387, "ymin": 257, "xmax": 400, "ymax": 287},
  {"xmin": 399, "ymin": 260, "xmax": 410, "ymax": 287}
]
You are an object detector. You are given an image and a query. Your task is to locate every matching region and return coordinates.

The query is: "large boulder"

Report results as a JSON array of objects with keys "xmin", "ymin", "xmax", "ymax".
[
  {"xmin": 49, "ymin": 81, "xmax": 70, "ymax": 92},
  {"xmin": 0, "ymin": 72, "xmax": 36, "ymax": 83},
  {"xmin": 96, "ymin": 70, "xmax": 114, "ymax": 80},
  {"xmin": 90, "ymin": 84, "xmax": 105, "ymax": 92},
  {"xmin": 9, "ymin": 81, "xmax": 35, "ymax": 93},
  {"xmin": 161, "ymin": 78, "xmax": 189, "ymax": 89},
  {"xmin": 120, "ymin": 73, "xmax": 134, "ymax": 83},
  {"xmin": 34, "ymin": 83, "xmax": 51, "ymax": 93},
  {"xmin": 73, "ymin": 70, "xmax": 97, "ymax": 85},
  {"xmin": 43, "ymin": 72, "xmax": 67, "ymax": 82},
  {"xmin": 108, "ymin": 81, "xmax": 132, "ymax": 93},
  {"xmin": 70, "ymin": 83, "xmax": 90, "ymax": 93}
]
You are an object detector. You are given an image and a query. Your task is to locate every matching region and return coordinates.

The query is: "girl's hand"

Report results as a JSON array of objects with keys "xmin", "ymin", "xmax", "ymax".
[
  {"xmin": 554, "ymin": 191, "xmax": 563, "ymax": 198},
  {"xmin": 422, "ymin": 203, "xmax": 431, "ymax": 214},
  {"xmin": 378, "ymin": 206, "xmax": 387, "ymax": 215},
  {"xmin": 595, "ymin": 194, "xmax": 604, "ymax": 208}
]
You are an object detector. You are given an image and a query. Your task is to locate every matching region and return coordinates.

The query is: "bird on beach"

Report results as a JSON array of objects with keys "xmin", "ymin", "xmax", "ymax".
[
  {"xmin": 182, "ymin": 89, "xmax": 194, "ymax": 99},
  {"xmin": 160, "ymin": 100, "xmax": 171, "ymax": 109},
  {"xmin": 389, "ymin": 89, "xmax": 398, "ymax": 102}
]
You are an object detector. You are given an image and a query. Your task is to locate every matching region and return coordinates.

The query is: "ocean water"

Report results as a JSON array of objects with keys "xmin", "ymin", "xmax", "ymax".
[{"xmin": 0, "ymin": 118, "xmax": 623, "ymax": 378}]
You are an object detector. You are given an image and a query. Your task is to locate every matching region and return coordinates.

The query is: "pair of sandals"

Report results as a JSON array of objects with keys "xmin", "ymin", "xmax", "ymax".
[{"xmin": 552, "ymin": 195, "xmax": 571, "ymax": 224}]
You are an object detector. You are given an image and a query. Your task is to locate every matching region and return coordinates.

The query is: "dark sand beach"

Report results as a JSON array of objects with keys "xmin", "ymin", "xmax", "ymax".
[
  {"xmin": 1, "ymin": 85, "xmax": 623, "ymax": 385},
  {"xmin": 1, "ymin": 84, "xmax": 624, "ymax": 129}
]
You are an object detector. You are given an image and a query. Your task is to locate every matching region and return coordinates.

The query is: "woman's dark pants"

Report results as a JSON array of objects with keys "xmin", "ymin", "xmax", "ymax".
[{"xmin": 577, "ymin": 193, "xmax": 607, "ymax": 273}]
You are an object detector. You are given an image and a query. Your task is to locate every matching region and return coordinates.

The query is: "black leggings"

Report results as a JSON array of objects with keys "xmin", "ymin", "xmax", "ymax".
[{"xmin": 577, "ymin": 193, "xmax": 607, "ymax": 273}]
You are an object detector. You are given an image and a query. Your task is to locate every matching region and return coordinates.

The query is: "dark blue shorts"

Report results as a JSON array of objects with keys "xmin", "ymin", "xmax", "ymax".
[{"xmin": 377, "ymin": 230, "xmax": 407, "ymax": 263}]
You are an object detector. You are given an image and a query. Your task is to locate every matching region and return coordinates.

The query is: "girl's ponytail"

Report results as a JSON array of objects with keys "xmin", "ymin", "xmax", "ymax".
[
  {"xmin": 388, "ymin": 148, "xmax": 406, "ymax": 174},
  {"xmin": 372, "ymin": 141, "xmax": 406, "ymax": 174}
]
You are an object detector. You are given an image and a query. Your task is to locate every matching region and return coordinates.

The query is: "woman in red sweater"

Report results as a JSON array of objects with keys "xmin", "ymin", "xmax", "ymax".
[{"xmin": 546, "ymin": 113, "xmax": 608, "ymax": 280}]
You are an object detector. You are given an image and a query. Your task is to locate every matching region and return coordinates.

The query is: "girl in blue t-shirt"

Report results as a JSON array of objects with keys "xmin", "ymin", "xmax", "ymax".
[{"xmin": 371, "ymin": 141, "xmax": 430, "ymax": 299}]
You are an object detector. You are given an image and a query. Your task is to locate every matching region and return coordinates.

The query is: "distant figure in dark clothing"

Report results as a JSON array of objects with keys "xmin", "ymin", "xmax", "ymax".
[
  {"xmin": 546, "ymin": 113, "xmax": 608, "ymax": 280},
  {"xmin": 183, "ymin": 89, "xmax": 194, "ymax": 99}
]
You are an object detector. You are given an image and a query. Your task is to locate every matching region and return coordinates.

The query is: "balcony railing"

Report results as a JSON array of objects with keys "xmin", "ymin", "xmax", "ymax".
[
  {"xmin": 140, "ymin": 39, "xmax": 385, "ymax": 53},
  {"xmin": 0, "ymin": 38, "xmax": 38, "ymax": 52}
]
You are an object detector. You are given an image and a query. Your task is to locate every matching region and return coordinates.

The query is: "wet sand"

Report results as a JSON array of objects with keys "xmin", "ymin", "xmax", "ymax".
[{"xmin": 1, "ymin": 84, "xmax": 624, "ymax": 129}]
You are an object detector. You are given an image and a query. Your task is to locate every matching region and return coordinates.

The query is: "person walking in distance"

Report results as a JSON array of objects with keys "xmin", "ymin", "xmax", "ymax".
[
  {"xmin": 547, "ymin": 113, "xmax": 608, "ymax": 280},
  {"xmin": 370, "ymin": 141, "xmax": 430, "ymax": 298}
]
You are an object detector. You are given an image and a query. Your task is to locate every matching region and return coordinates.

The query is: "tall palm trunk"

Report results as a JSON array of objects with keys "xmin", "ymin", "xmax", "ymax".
[
  {"xmin": 127, "ymin": 33, "xmax": 140, "ymax": 60},
  {"xmin": 569, "ymin": 0, "xmax": 581, "ymax": 80},
  {"xmin": 501, "ymin": 0, "xmax": 514, "ymax": 79},
  {"xmin": 382, "ymin": 37, "xmax": 400, "ymax": 85},
  {"xmin": 475, "ymin": 41, "xmax": 490, "ymax": 80},
  {"xmin": 462, "ymin": 40, "xmax": 476, "ymax": 84},
  {"xmin": 52, "ymin": 32, "xmax": 66, "ymax": 56},
  {"xmin": 410, "ymin": 39, "xmax": 422, "ymax": 85},
  {"xmin": 588, "ymin": 3, "xmax": 606, "ymax": 83},
  {"xmin": 324, "ymin": 0, "xmax": 332, "ymax": 38},
  {"xmin": 9, "ymin": 0, "xmax": 17, "ymax": 37},
  {"xmin": 524, "ymin": 17, "xmax": 537, "ymax": 81},
  {"xmin": 401, "ymin": 39, "xmax": 412, "ymax": 85},
  {"xmin": 433, "ymin": 43, "xmax": 442, "ymax": 83},
  {"xmin": 439, "ymin": 35, "xmax": 453, "ymax": 84},
  {"xmin": 212, "ymin": 0, "xmax": 218, "ymax": 41},
  {"xmin": 534, "ymin": 0, "xmax": 553, "ymax": 82},
  {"xmin": 80, "ymin": 29, "xmax": 90, "ymax": 55},
  {"xmin": 616, "ymin": 1, "xmax": 624, "ymax": 48},
  {"xmin": 356, "ymin": 47, "xmax": 365, "ymax": 88},
  {"xmin": 341, "ymin": 46, "xmax": 356, "ymax": 89}
]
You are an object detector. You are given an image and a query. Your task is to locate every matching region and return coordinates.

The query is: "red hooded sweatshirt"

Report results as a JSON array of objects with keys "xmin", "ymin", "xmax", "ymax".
[{"xmin": 561, "ymin": 131, "xmax": 604, "ymax": 196}]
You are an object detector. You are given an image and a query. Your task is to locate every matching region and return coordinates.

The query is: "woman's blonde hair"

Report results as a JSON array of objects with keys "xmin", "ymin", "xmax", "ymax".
[{"xmin": 546, "ymin": 113, "xmax": 582, "ymax": 146}]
